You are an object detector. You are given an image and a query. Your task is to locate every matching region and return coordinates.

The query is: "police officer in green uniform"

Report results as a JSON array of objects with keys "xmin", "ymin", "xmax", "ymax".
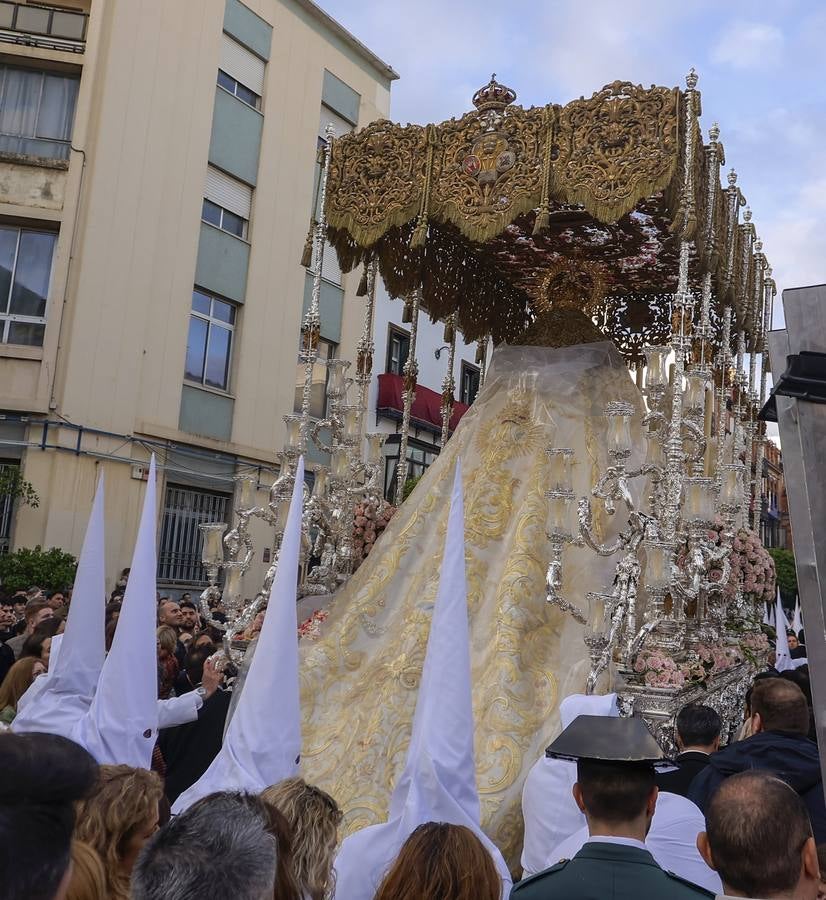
[{"xmin": 512, "ymin": 715, "xmax": 714, "ymax": 900}]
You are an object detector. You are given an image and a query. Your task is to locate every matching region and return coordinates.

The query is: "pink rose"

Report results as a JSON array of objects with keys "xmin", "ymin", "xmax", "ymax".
[
  {"xmin": 645, "ymin": 671, "xmax": 658, "ymax": 686},
  {"xmin": 634, "ymin": 657, "xmax": 646, "ymax": 673}
]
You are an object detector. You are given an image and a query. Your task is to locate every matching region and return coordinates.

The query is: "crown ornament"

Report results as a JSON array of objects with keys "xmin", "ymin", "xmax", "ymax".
[{"xmin": 472, "ymin": 74, "xmax": 517, "ymax": 112}]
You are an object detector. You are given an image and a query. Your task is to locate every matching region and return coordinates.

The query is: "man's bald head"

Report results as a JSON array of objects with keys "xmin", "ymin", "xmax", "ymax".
[{"xmin": 698, "ymin": 770, "xmax": 817, "ymax": 898}]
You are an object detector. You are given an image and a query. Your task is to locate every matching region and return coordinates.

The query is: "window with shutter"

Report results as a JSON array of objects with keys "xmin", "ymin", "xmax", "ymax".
[
  {"xmin": 203, "ymin": 166, "xmax": 252, "ymax": 238},
  {"xmin": 219, "ymin": 33, "xmax": 265, "ymax": 98},
  {"xmin": 205, "ymin": 166, "xmax": 252, "ymax": 220}
]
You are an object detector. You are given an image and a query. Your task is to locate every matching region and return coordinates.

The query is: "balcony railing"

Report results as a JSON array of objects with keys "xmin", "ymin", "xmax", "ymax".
[{"xmin": 0, "ymin": 2, "xmax": 87, "ymax": 53}]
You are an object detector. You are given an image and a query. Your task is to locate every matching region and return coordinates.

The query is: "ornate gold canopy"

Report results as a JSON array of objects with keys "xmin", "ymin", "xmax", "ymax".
[{"xmin": 321, "ymin": 73, "xmax": 770, "ymax": 365}]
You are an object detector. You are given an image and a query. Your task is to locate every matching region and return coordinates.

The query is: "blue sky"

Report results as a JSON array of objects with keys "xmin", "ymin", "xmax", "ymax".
[{"xmin": 319, "ymin": 0, "xmax": 826, "ymax": 328}]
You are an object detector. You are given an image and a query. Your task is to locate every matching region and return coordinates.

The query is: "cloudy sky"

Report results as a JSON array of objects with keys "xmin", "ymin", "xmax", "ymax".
[{"xmin": 319, "ymin": 0, "xmax": 826, "ymax": 329}]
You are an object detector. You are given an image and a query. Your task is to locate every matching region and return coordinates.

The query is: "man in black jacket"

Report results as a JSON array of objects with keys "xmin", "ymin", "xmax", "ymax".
[
  {"xmin": 158, "ymin": 644, "xmax": 231, "ymax": 805},
  {"xmin": 656, "ymin": 703, "xmax": 720, "ymax": 798},
  {"xmin": 689, "ymin": 678, "xmax": 826, "ymax": 843}
]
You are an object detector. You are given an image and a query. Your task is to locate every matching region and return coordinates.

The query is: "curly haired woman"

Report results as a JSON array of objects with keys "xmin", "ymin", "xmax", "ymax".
[
  {"xmin": 261, "ymin": 778, "xmax": 342, "ymax": 900},
  {"xmin": 75, "ymin": 765, "xmax": 163, "ymax": 899}
]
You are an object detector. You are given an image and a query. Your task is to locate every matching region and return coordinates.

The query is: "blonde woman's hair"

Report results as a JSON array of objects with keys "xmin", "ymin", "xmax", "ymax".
[
  {"xmin": 66, "ymin": 840, "xmax": 107, "ymax": 900},
  {"xmin": 261, "ymin": 778, "xmax": 342, "ymax": 900},
  {"xmin": 156, "ymin": 625, "xmax": 178, "ymax": 654},
  {"xmin": 75, "ymin": 765, "xmax": 163, "ymax": 900}
]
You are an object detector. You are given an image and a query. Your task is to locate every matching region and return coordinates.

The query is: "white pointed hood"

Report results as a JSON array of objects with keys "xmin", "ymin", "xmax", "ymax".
[
  {"xmin": 775, "ymin": 591, "xmax": 794, "ymax": 673},
  {"xmin": 72, "ymin": 457, "xmax": 159, "ymax": 767},
  {"xmin": 792, "ymin": 597, "xmax": 803, "ymax": 636},
  {"xmin": 775, "ymin": 590, "xmax": 790, "ymax": 631},
  {"xmin": 172, "ymin": 457, "xmax": 305, "ymax": 812},
  {"xmin": 333, "ymin": 462, "xmax": 512, "ymax": 900},
  {"xmin": 14, "ymin": 475, "xmax": 106, "ymax": 736},
  {"xmin": 762, "ymin": 603, "xmax": 772, "ymax": 628}
]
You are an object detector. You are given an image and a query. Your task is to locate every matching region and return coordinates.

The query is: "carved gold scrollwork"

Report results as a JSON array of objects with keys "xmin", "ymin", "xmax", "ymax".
[
  {"xmin": 432, "ymin": 105, "xmax": 547, "ymax": 243},
  {"xmin": 555, "ymin": 81, "xmax": 681, "ymax": 224},
  {"xmin": 325, "ymin": 120, "xmax": 428, "ymax": 248}
]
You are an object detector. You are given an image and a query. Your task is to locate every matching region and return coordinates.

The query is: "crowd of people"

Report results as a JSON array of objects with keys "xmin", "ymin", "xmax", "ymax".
[
  {"xmin": 2, "ymin": 659, "xmax": 826, "ymax": 899},
  {"xmin": 2, "ymin": 578, "xmax": 823, "ymax": 900},
  {"xmin": 1, "ymin": 461, "xmax": 824, "ymax": 899}
]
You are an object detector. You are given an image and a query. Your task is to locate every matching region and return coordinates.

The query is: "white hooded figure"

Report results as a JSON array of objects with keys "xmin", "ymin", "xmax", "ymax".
[
  {"xmin": 16, "ymin": 463, "xmax": 210, "ymax": 743},
  {"xmin": 172, "ymin": 458, "xmax": 305, "ymax": 813},
  {"xmin": 520, "ymin": 692, "xmax": 619, "ymax": 877},
  {"xmin": 792, "ymin": 597, "xmax": 803, "ymax": 637},
  {"xmin": 545, "ymin": 791, "xmax": 723, "ymax": 894},
  {"xmin": 13, "ymin": 476, "xmax": 106, "ymax": 735},
  {"xmin": 71, "ymin": 456, "xmax": 160, "ymax": 768},
  {"xmin": 333, "ymin": 462, "xmax": 512, "ymax": 900},
  {"xmin": 775, "ymin": 592, "xmax": 795, "ymax": 673}
]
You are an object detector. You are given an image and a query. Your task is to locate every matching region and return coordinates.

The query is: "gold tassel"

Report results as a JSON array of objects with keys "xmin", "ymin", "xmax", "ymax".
[
  {"xmin": 300, "ymin": 220, "xmax": 316, "ymax": 268},
  {"xmin": 443, "ymin": 319, "xmax": 455, "ymax": 343},
  {"xmin": 532, "ymin": 207, "xmax": 550, "ymax": 236},
  {"xmin": 356, "ymin": 267, "xmax": 368, "ymax": 296},
  {"xmin": 410, "ymin": 215, "xmax": 427, "ymax": 248},
  {"xmin": 402, "ymin": 299, "xmax": 413, "ymax": 324}
]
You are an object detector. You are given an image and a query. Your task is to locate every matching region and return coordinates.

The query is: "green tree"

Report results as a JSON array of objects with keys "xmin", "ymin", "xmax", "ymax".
[
  {"xmin": 402, "ymin": 475, "xmax": 422, "ymax": 502},
  {"xmin": 768, "ymin": 548, "xmax": 797, "ymax": 601},
  {"xmin": 0, "ymin": 467, "xmax": 39, "ymax": 509},
  {"xmin": 0, "ymin": 546, "xmax": 77, "ymax": 593}
]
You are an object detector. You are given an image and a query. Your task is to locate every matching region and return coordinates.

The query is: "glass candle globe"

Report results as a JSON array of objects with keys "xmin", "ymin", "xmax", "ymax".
[
  {"xmin": 644, "ymin": 541, "xmax": 673, "ymax": 590},
  {"xmin": 546, "ymin": 449, "xmax": 573, "ymax": 492},
  {"xmin": 545, "ymin": 491, "xmax": 572, "ymax": 537},
  {"xmin": 645, "ymin": 346, "xmax": 668, "ymax": 389},
  {"xmin": 199, "ymin": 523, "xmax": 227, "ymax": 567}
]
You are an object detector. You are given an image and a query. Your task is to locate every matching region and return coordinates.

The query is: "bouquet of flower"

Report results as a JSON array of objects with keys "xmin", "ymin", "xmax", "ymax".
[
  {"xmin": 738, "ymin": 629, "xmax": 771, "ymax": 667},
  {"xmin": 731, "ymin": 528, "xmax": 776, "ymax": 606},
  {"xmin": 298, "ymin": 608, "xmax": 328, "ymax": 641},
  {"xmin": 632, "ymin": 640, "xmax": 742, "ymax": 689},
  {"xmin": 632, "ymin": 650, "xmax": 687, "ymax": 688},
  {"xmin": 683, "ymin": 520, "xmax": 776, "ymax": 607},
  {"xmin": 352, "ymin": 499, "xmax": 396, "ymax": 568}
]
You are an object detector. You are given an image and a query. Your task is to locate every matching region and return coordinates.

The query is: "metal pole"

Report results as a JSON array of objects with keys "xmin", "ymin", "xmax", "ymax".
[
  {"xmin": 768, "ymin": 284, "xmax": 826, "ymax": 793},
  {"xmin": 299, "ymin": 123, "xmax": 334, "ymax": 452},
  {"xmin": 395, "ymin": 289, "xmax": 420, "ymax": 502},
  {"xmin": 440, "ymin": 314, "xmax": 457, "ymax": 448}
]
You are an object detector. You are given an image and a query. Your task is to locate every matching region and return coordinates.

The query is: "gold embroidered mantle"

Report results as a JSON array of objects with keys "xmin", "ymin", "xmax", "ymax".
[{"xmin": 298, "ymin": 343, "xmax": 647, "ymax": 870}]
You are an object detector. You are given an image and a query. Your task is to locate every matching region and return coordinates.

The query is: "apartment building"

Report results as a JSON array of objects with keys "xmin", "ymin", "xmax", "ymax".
[
  {"xmin": 760, "ymin": 439, "xmax": 791, "ymax": 550},
  {"xmin": 0, "ymin": 0, "xmax": 396, "ymax": 597},
  {"xmin": 368, "ymin": 285, "xmax": 487, "ymax": 502}
]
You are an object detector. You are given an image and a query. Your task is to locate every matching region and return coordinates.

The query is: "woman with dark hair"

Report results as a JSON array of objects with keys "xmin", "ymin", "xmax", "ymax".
[
  {"xmin": 372, "ymin": 822, "xmax": 501, "ymax": 900},
  {"xmin": 20, "ymin": 616, "xmax": 62, "ymax": 667}
]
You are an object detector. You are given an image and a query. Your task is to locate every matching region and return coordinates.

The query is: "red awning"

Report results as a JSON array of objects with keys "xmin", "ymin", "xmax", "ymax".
[{"xmin": 377, "ymin": 373, "xmax": 469, "ymax": 434}]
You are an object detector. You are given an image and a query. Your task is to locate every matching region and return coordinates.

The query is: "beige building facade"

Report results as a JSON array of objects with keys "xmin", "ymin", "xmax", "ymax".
[{"xmin": 0, "ymin": 0, "xmax": 395, "ymax": 597}]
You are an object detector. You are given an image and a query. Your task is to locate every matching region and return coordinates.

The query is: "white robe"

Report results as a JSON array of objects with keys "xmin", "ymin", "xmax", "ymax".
[{"xmin": 520, "ymin": 692, "xmax": 619, "ymax": 876}]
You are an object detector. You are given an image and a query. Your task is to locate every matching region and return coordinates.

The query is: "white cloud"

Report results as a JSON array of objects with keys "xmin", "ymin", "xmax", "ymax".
[{"xmin": 711, "ymin": 22, "xmax": 783, "ymax": 69}]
